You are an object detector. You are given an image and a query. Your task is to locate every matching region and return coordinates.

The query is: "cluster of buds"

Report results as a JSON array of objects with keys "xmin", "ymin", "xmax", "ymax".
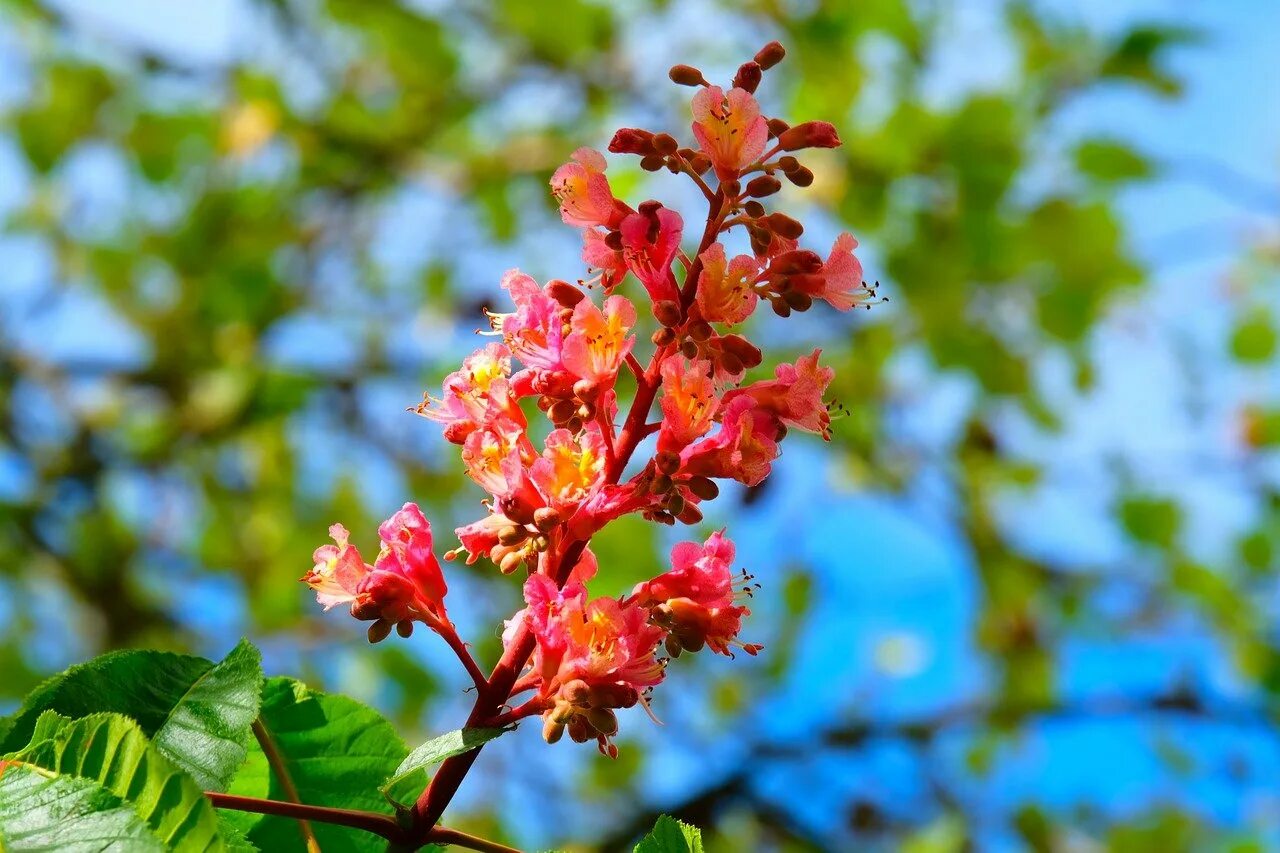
[{"xmin": 303, "ymin": 42, "xmax": 877, "ymax": 758}]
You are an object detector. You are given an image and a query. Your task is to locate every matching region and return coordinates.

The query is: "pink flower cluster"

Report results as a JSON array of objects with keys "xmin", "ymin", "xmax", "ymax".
[{"xmin": 303, "ymin": 42, "xmax": 875, "ymax": 757}]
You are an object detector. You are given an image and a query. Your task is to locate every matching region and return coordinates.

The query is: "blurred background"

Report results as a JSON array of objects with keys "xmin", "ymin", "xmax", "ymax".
[{"xmin": 1, "ymin": 0, "xmax": 1278, "ymax": 850}]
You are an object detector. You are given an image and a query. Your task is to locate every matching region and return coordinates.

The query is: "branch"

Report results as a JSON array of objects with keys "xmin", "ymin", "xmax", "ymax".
[
  {"xmin": 426, "ymin": 826, "xmax": 523, "ymax": 853},
  {"xmin": 437, "ymin": 621, "xmax": 489, "ymax": 692},
  {"xmin": 253, "ymin": 719, "xmax": 321, "ymax": 853},
  {"xmin": 206, "ymin": 792, "xmax": 405, "ymax": 843}
]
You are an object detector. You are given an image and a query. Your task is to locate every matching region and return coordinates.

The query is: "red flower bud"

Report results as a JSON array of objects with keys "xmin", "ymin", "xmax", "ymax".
[
  {"xmin": 609, "ymin": 128, "xmax": 656, "ymax": 155},
  {"xmin": 755, "ymin": 41, "xmax": 786, "ymax": 70},
  {"xmin": 777, "ymin": 120, "xmax": 841, "ymax": 151},
  {"xmin": 732, "ymin": 61, "xmax": 762, "ymax": 94},
  {"xmin": 668, "ymin": 64, "xmax": 706, "ymax": 87}
]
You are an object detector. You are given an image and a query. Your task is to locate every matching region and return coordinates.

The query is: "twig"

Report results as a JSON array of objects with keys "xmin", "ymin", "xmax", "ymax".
[
  {"xmin": 253, "ymin": 719, "xmax": 321, "ymax": 853},
  {"xmin": 206, "ymin": 792, "xmax": 405, "ymax": 843}
]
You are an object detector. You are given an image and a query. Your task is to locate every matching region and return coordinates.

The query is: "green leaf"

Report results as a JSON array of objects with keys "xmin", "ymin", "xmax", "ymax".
[
  {"xmin": 0, "ymin": 764, "xmax": 165, "ymax": 852},
  {"xmin": 381, "ymin": 727, "xmax": 507, "ymax": 803},
  {"xmin": 6, "ymin": 711, "xmax": 225, "ymax": 850},
  {"xmin": 151, "ymin": 640, "xmax": 263, "ymax": 791},
  {"xmin": 635, "ymin": 815, "xmax": 704, "ymax": 853},
  {"xmin": 3, "ymin": 641, "xmax": 263, "ymax": 793},
  {"xmin": 225, "ymin": 677, "xmax": 408, "ymax": 853},
  {"xmin": 1119, "ymin": 495, "xmax": 1182, "ymax": 549},
  {"xmin": 1230, "ymin": 311, "xmax": 1277, "ymax": 364},
  {"xmin": 1074, "ymin": 139, "xmax": 1152, "ymax": 184}
]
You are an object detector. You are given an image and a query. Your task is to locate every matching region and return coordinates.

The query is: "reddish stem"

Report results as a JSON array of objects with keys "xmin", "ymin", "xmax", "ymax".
[{"xmin": 206, "ymin": 792, "xmax": 406, "ymax": 843}]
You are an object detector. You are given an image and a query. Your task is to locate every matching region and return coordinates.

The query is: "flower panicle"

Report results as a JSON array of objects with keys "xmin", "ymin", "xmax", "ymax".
[{"xmin": 301, "ymin": 40, "xmax": 877, "ymax": 757}]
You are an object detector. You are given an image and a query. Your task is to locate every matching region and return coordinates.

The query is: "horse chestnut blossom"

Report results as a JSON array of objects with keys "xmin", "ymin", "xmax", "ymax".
[{"xmin": 302, "ymin": 41, "xmax": 880, "ymax": 834}]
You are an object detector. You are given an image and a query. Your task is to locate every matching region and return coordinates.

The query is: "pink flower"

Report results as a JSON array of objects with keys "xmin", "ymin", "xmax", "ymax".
[
  {"xmin": 487, "ymin": 270, "xmax": 566, "ymax": 371},
  {"xmin": 521, "ymin": 574, "xmax": 665, "ymax": 755},
  {"xmin": 633, "ymin": 531, "xmax": 757, "ymax": 657},
  {"xmin": 680, "ymin": 396, "xmax": 781, "ymax": 487},
  {"xmin": 581, "ymin": 229, "xmax": 628, "ymax": 291},
  {"xmin": 550, "ymin": 147, "xmax": 628, "ymax": 229},
  {"xmin": 620, "ymin": 207, "xmax": 683, "ymax": 305},
  {"xmin": 691, "ymin": 86, "xmax": 769, "ymax": 180},
  {"xmin": 530, "ymin": 423, "xmax": 608, "ymax": 512},
  {"xmin": 415, "ymin": 343, "xmax": 522, "ymax": 444},
  {"xmin": 657, "ymin": 357, "xmax": 716, "ymax": 452},
  {"xmin": 789, "ymin": 233, "xmax": 870, "ymax": 311},
  {"xmin": 303, "ymin": 523, "xmax": 367, "ymax": 610},
  {"xmin": 696, "ymin": 243, "xmax": 760, "ymax": 325},
  {"xmin": 721, "ymin": 348, "xmax": 835, "ymax": 439},
  {"xmin": 461, "ymin": 415, "xmax": 530, "ymax": 496},
  {"xmin": 302, "ymin": 504, "xmax": 448, "ymax": 626},
  {"xmin": 561, "ymin": 295, "xmax": 636, "ymax": 387}
]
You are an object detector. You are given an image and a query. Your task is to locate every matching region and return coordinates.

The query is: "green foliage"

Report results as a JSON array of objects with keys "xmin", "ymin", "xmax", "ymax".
[
  {"xmin": 635, "ymin": 815, "xmax": 704, "ymax": 853},
  {"xmin": 5, "ymin": 711, "xmax": 225, "ymax": 850},
  {"xmin": 1074, "ymin": 139, "xmax": 1153, "ymax": 184},
  {"xmin": 0, "ymin": 765, "xmax": 166, "ymax": 853},
  {"xmin": 224, "ymin": 677, "xmax": 409, "ymax": 853},
  {"xmin": 1230, "ymin": 310, "xmax": 1277, "ymax": 363},
  {"xmin": 2, "ymin": 642, "xmax": 262, "ymax": 792},
  {"xmin": 381, "ymin": 727, "xmax": 507, "ymax": 805}
]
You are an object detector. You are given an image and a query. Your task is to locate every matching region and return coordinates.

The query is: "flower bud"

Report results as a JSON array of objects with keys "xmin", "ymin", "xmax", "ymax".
[
  {"xmin": 367, "ymin": 620, "xmax": 393, "ymax": 644},
  {"xmin": 720, "ymin": 179, "xmax": 741, "ymax": 198},
  {"xmin": 770, "ymin": 297, "xmax": 792, "ymax": 318},
  {"xmin": 777, "ymin": 120, "xmax": 842, "ymax": 151},
  {"xmin": 743, "ymin": 200, "xmax": 767, "ymax": 219},
  {"xmin": 668, "ymin": 64, "xmax": 707, "ymax": 86},
  {"xmin": 783, "ymin": 289, "xmax": 813, "ymax": 311},
  {"xmin": 640, "ymin": 154, "xmax": 664, "ymax": 172},
  {"xmin": 766, "ymin": 212, "xmax": 804, "ymax": 239},
  {"xmin": 549, "ymin": 398, "xmax": 577, "ymax": 425},
  {"xmin": 567, "ymin": 715, "xmax": 593, "ymax": 743},
  {"xmin": 543, "ymin": 717, "xmax": 565, "ymax": 744},
  {"xmin": 754, "ymin": 41, "xmax": 786, "ymax": 70},
  {"xmin": 609, "ymin": 127, "xmax": 655, "ymax": 155},
  {"xmin": 785, "ymin": 166, "xmax": 814, "ymax": 187},
  {"xmin": 604, "ymin": 229, "xmax": 624, "ymax": 250},
  {"xmin": 547, "ymin": 279, "xmax": 585, "ymax": 307},
  {"xmin": 498, "ymin": 524, "xmax": 528, "ymax": 546},
  {"xmin": 687, "ymin": 476, "xmax": 719, "ymax": 500},
  {"xmin": 680, "ymin": 339, "xmax": 699, "ymax": 359},
  {"xmin": 652, "ymin": 133, "xmax": 679, "ymax": 155},
  {"xmin": 654, "ymin": 450, "xmax": 681, "ymax": 475},
  {"xmin": 688, "ymin": 153, "xmax": 712, "ymax": 174},
  {"xmin": 396, "ymin": 619, "xmax": 414, "ymax": 638},
  {"xmin": 653, "ymin": 300, "xmax": 682, "ymax": 327},
  {"xmin": 766, "ymin": 117, "xmax": 790, "ymax": 138},
  {"xmin": 666, "ymin": 491, "xmax": 685, "ymax": 516},
  {"xmin": 719, "ymin": 333, "xmax": 763, "ymax": 368},
  {"xmin": 732, "ymin": 61, "xmax": 762, "ymax": 93},
  {"xmin": 564, "ymin": 416, "xmax": 583, "ymax": 433},
  {"xmin": 778, "ymin": 155, "xmax": 800, "ymax": 172},
  {"xmin": 652, "ymin": 327, "xmax": 677, "ymax": 347},
  {"xmin": 687, "ymin": 320, "xmax": 712, "ymax": 342},
  {"xmin": 573, "ymin": 377, "xmax": 599, "ymax": 401},
  {"xmin": 587, "ymin": 707, "xmax": 618, "ymax": 737},
  {"xmin": 718, "ymin": 349, "xmax": 744, "ymax": 375},
  {"xmin": 665, "ymin": 635, "xmax": 683, "ymax": 658},
  {"xmin": 563, "ymin": 678, "xmax": 591, "ymax": 705},
  {"xmin": 500, "ymin": 497, "xmax": 535, "ymax": 528},
  {"xmin": 746, "ymin": 175, "xmax": 781, "ymax": 197},
  {"xmin": 533, "ymin": 506, "xmax": 562, "ymax": 532},
  {"xmin": 652, "ymin": 473, "xmax": 673, "ymax": 493},
  {"xmin": 676, "ymin": 502, "xmax": 704, "ymax": 526},
  {"xmin": 498, "ymin": 551, "xmax": 525, "ymax": 574}
]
